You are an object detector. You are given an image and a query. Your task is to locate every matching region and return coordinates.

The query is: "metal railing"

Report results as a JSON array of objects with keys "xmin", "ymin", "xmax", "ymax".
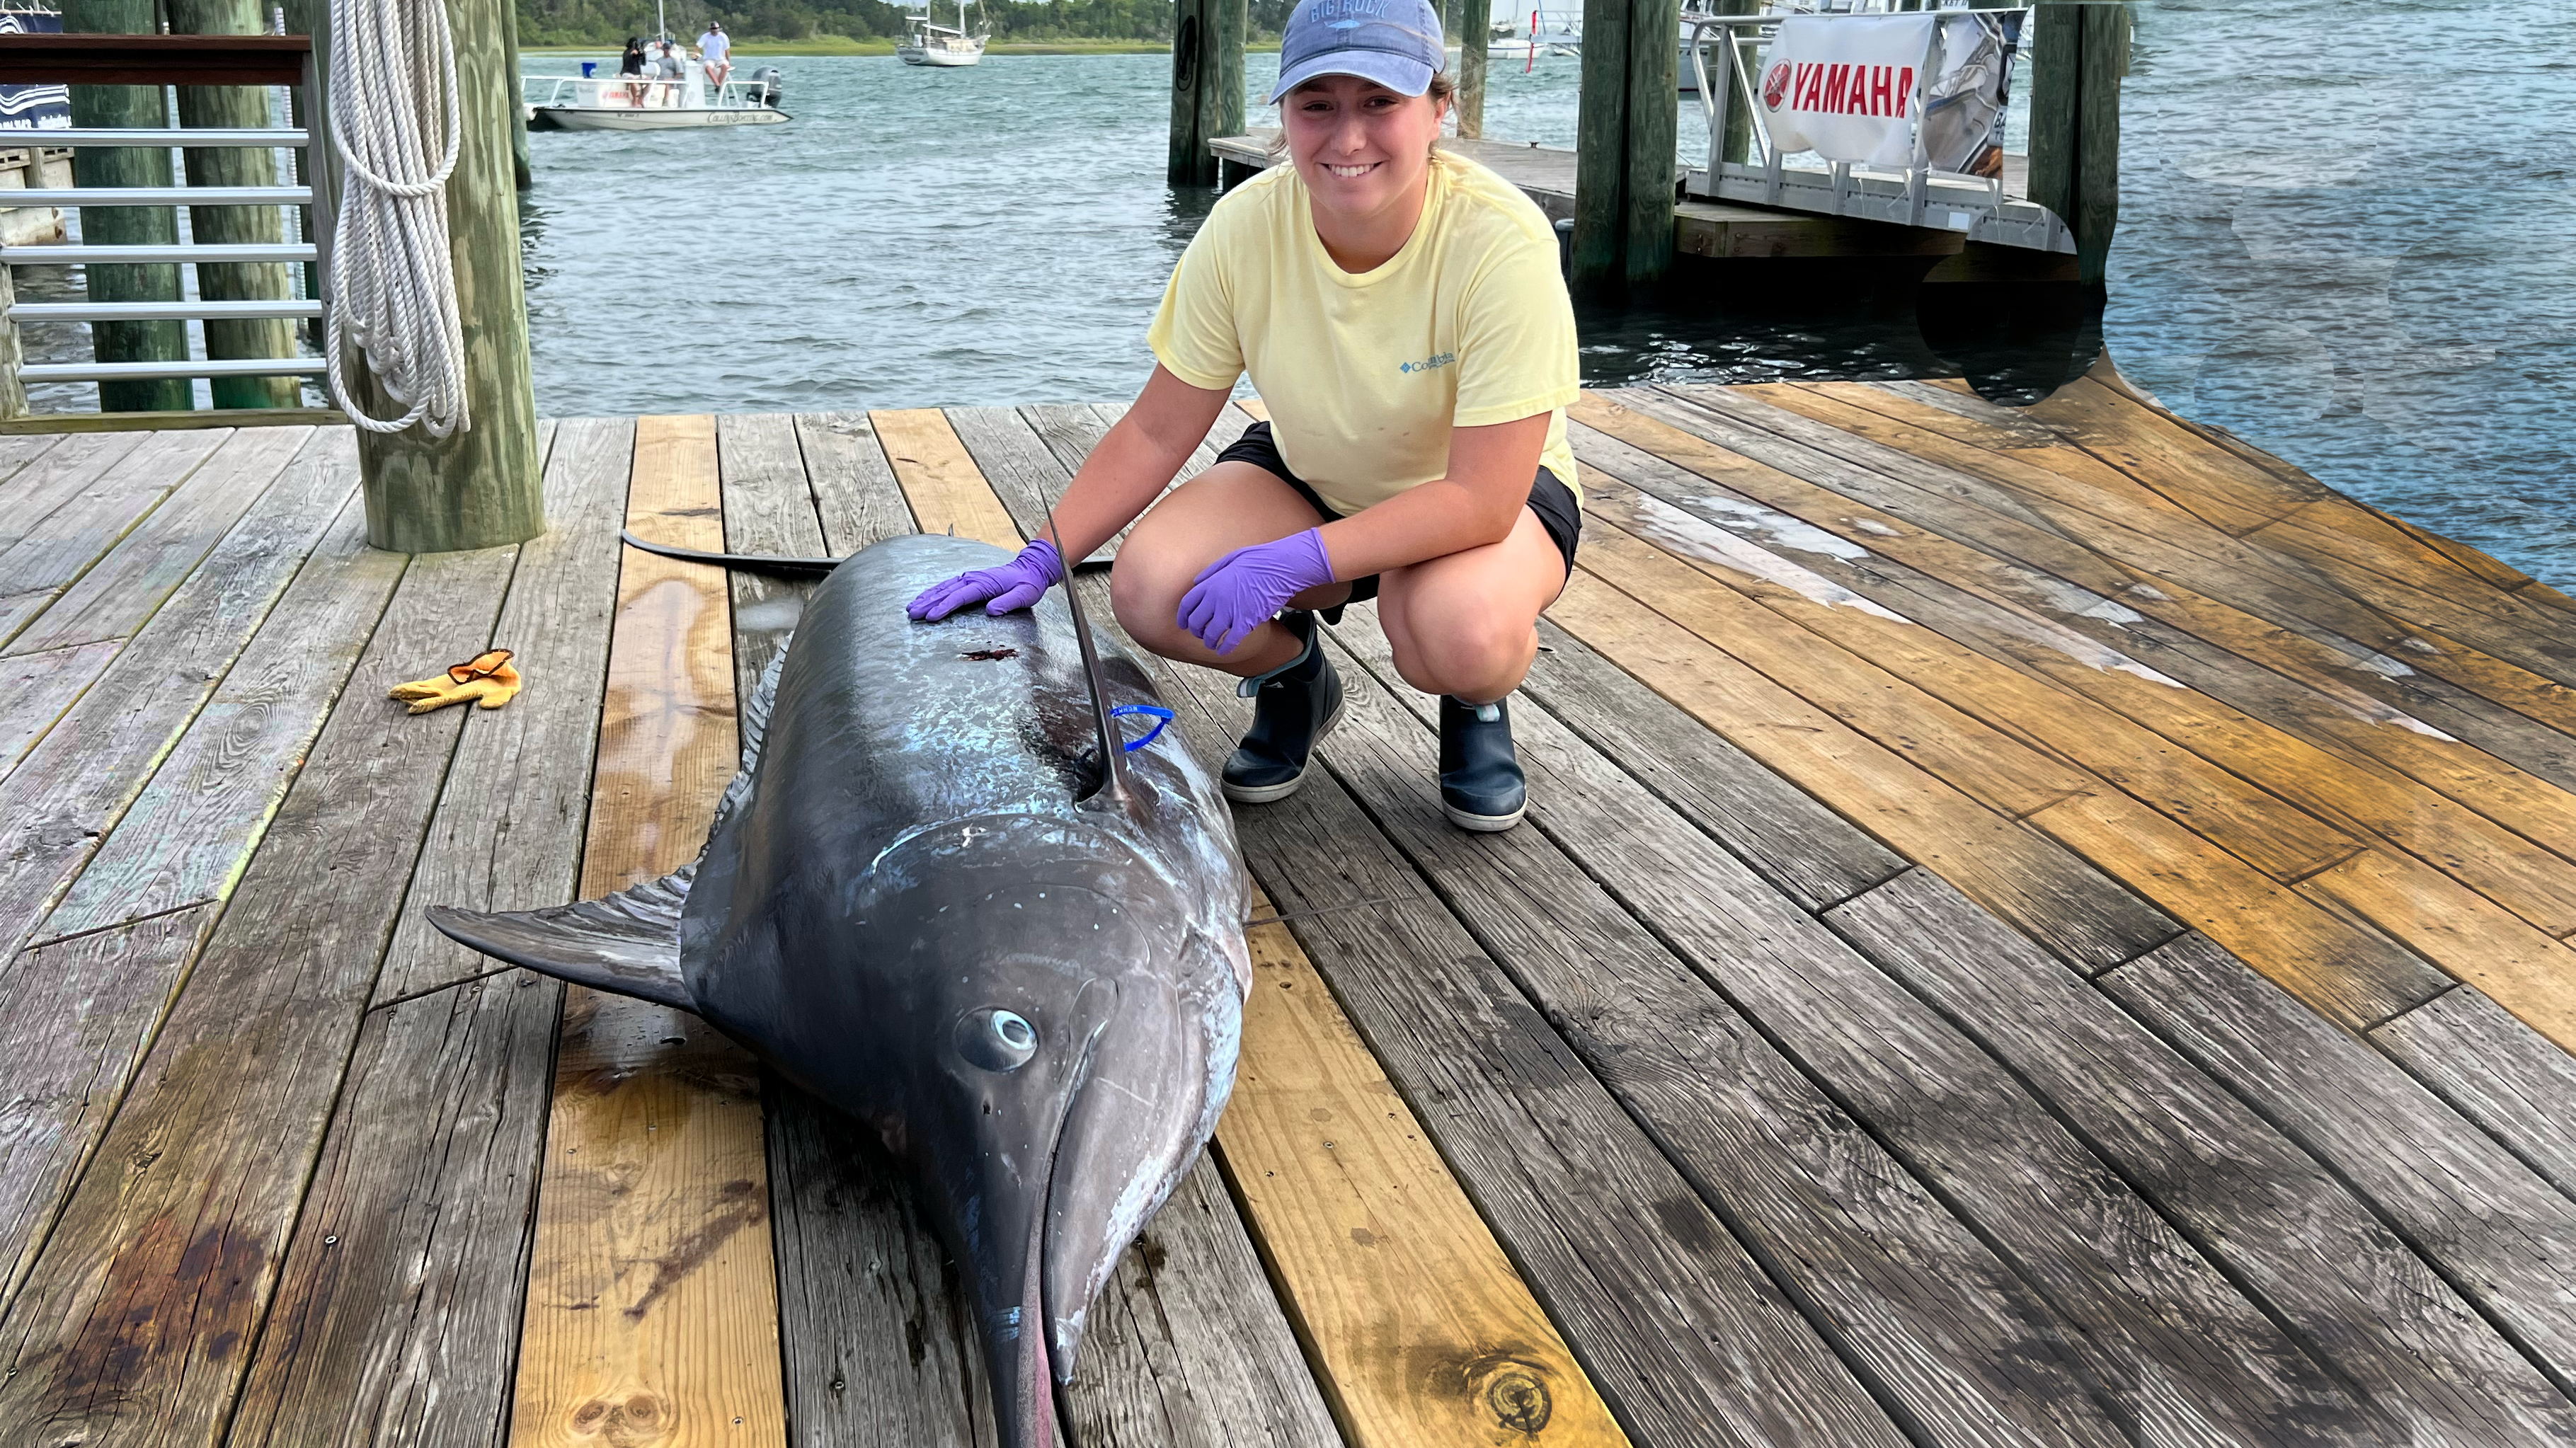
[
  {"xmin": 1685, "ymin": 5, "xmax": 2074, "ymax": 253},
  {"xmin": 0, "ymin": 35, "xmax": 333, "ymax": 408}
]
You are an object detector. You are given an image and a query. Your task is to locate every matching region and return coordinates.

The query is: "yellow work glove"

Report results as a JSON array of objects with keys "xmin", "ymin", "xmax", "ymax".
[{"xmin": 390, "ymin": 648, "xmax": 524, "ymax": 714}]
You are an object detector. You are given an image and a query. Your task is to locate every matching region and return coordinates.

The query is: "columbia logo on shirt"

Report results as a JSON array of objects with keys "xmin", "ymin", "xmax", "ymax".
[{"xmin": 1397, "ymin": 352, "xmax": 1455, "ymax": 375}]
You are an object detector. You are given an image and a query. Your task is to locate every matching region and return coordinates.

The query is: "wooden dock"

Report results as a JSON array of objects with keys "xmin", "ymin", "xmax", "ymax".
[{"xmin": 4, "ymin": 367, "xmax": 2576, "ymax": 1446}]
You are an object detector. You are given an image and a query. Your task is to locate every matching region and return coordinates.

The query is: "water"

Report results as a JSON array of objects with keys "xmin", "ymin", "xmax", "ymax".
[{"xmin": 509, "ymin": 11, "xmax": 2570, "ymax": 581}]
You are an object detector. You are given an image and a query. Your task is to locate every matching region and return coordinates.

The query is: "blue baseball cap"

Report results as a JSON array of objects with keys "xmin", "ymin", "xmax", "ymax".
[{"xmin": 1266, "ymin": 0, "xmax": 1446, "ymax": 104}]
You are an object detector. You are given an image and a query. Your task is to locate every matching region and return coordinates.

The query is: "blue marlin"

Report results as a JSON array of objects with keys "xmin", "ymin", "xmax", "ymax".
[{"xmin": 429, "ymin": 532, "xmax": 1252, "ymax": 1448}]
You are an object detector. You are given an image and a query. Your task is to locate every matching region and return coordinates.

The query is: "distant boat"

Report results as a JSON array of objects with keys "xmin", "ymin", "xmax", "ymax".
[
  {"xmin": 898, "ymin": 0, "xmax": 988, "ymax": 67},
  {"xmin": 525, "ymin": 60, "xmax": 788, "ymax": 130}
]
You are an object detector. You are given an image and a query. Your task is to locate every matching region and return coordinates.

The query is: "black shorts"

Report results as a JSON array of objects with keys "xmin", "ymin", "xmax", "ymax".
[{"xmin": 1213, "ymin": 420, "xmax": 1580, "ymax": 606}]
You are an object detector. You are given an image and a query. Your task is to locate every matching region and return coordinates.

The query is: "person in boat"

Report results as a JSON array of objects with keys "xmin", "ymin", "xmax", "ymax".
[
  {"xmin": 697, "ymin": 20, "xmax": 733, "ymax": 91},
  {"xmin": 618, "ymin": 36, "xmax": 648, "ymax": 106},
  {"xmin": 908, "ymin": 0, "xmax": 1579, "ymax": 834}
]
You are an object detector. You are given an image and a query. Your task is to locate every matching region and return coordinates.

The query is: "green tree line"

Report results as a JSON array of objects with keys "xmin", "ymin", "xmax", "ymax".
[{"xmin": 517, "ymin": 0, "xmax": 1299, "ymax": 48}]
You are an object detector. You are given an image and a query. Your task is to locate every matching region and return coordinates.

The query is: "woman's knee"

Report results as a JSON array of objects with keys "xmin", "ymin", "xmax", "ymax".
[
  {"xmin": 1109, "ymin": 551, "xmax": 1191, "ymax": 652},
  {"xmin": 1390, "ymin": 611, "xmax": 1535, "ymax": 698}
]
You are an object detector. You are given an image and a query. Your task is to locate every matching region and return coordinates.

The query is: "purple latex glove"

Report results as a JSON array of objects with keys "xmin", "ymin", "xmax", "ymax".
[
  {"xmin": 1177, "ymin": 529, "xmax": 1336, "ymax": 655},
  {"xmin": 906, "ymin": 538, "xmax": 1065, "ymax": 621}
]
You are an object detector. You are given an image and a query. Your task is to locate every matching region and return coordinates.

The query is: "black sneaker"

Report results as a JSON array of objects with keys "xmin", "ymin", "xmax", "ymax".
[
  {"xmin": 1438, "ymin": 694, "xmax": 1527, "ymax": 832},
  {"xmin": 1223, "ymin": 611, "xmax": 1343, "ymax": 804}
]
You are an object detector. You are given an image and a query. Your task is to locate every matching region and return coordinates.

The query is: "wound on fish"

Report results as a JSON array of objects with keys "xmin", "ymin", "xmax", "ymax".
[{"xmin": 962, "ymin": 646, "xmax": 1019, "ymax": 662}]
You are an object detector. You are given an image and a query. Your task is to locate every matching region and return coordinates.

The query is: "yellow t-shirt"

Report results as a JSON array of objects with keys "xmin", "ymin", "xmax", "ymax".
[{"xmin": 1147, "ymin": 153, "xmax": 1581, "ymax": 515}]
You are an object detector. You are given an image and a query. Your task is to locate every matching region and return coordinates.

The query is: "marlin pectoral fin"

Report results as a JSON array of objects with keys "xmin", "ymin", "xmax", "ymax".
[{"xmin": 428, "ymin": 866, "xmax": 697, "ymax": 1010}]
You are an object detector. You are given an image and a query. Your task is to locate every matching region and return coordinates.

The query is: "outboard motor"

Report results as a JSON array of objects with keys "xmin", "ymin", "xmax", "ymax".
[{"xmin": 757, "ymin": 67, "xmax": 784, "ymax": 108}]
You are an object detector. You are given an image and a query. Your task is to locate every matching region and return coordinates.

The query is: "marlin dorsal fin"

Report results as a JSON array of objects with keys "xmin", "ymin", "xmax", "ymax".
[{"xmin": 1043, "ymin": 498, "xmax": 1133, "ymax": 810}]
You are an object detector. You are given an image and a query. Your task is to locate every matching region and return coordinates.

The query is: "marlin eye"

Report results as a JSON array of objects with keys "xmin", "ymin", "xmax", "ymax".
[{"xmin": 958, "ymin": 1008, "xmax": 1038, "ymax": 1071}]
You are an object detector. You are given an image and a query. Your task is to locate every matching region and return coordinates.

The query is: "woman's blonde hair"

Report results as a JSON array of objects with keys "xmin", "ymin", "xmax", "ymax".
[{"xmin": 1266, "ymin": 71, "xmax": 1458, "ymax": 162}]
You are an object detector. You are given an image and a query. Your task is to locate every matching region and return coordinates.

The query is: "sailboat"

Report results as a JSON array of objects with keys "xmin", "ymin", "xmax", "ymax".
[{"xmin": 897, "ymin": 0, "xmax": 988, "ymax": 66}]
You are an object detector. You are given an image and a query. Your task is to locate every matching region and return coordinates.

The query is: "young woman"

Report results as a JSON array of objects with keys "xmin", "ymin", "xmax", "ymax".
[{"xmin": 908, "ymin": 0, "xmax": 1580, "ymax": 832}]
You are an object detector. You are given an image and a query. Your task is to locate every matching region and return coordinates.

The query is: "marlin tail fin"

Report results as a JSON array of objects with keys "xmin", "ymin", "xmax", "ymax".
[{"xmin": 428, "ymin": 867, "xmax": 697, "ymax": 1009}]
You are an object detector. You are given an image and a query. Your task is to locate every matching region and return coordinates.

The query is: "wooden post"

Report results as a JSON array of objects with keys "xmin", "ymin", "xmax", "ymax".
[
  {"xmin": 503, "ymin": 0, "xmax": 531, "ymax": 189},
  {"xmin": 1717, "ymin": 0, "xmax": 1757, "ymax": 165},
  {"xmin": 168, "ymin": 0, "xmax": 303, "ymax": 410},
  {"xmin": 1453, "ymin": 0, "xmax": 1486, "ymax": 139},
  {"xmin": 65, "ymin": 0, "xmax": 193, "ymax": 413},
  {"xmin": 2025, "ymin": 0, "xmax": 2126, "ymax": 284},
  {"xmin": 1622, "ymin": 0, "xmax": 1678, "ymax": 287},
  {"xmin": 345, "ymin": 0, "xmax": 545, "ymax": 552},
  {"xmin": 1568, "ymin": 0, "xmax": 1629, "ymax": 290},
  {"xmin": 0, "ymin": 263, "xmax": 27, "ymax": 420},
  {"xmin": 1167, "ymin": 0, "xmax": 1242, "ymax": 186}
]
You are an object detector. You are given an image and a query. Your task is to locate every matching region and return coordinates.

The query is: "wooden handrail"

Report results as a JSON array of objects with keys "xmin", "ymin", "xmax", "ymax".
[{"xmin": 0, "ymin": 34, "xmax": 312, "ymax": 87}]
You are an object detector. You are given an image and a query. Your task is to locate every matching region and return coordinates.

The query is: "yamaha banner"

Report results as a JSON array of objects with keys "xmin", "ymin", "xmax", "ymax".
[
  {"xmin": 1758, "ymin": 13, "xmax": 1938, "ymax": 168},
  {"xmin": 1756, "ymin": 11, "xmax": 2019, "ymax": 176}
]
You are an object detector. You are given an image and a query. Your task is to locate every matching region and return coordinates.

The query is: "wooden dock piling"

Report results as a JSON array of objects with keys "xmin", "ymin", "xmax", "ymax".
[
  {"xmin": 1167, "ymin": 0, "xmax": 1245, "ymax": 186},
  {"xmin": 1568, "ymin": 0, "xmax": 1628, "ymax": 289},
  {"xmin": 2026, "ymin": 0, "xmax": 2129, "ymax": 285},
  {"xmin": 1452, "ymin": 0, "xmax": 1487, "ymax": 139},
  {"xmin": 1571, "ymin": 0, "xmax": 1676, "ymax": 291},
  {"xmin": 342, "ymin": 0, "xmax": 544, "ymax": 552},
  {"xmin": 168, "ymin": 0, "xmax": 305, "ymax": 410},
  {"xmin": 65, "ymin": 0, "xmax": 193, "ymax": 413}
]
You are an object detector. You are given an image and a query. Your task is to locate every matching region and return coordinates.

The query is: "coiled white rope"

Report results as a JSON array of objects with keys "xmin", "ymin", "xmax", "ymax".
[{"xmin": 324, "ymin": 0, "xmax": 469, "ymax": 437}]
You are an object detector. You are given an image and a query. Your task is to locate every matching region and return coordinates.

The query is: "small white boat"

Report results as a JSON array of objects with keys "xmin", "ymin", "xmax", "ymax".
[
  {"xmin": 525, "ymin": 61, "xmax": 788, "ymax": 130},
  {"xmin": 898, "ymin": 0, "xmax": 988, "ymax": 67}
]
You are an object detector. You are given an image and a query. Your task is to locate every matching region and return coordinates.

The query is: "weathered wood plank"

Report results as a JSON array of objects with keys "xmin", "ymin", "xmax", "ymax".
[
  {"xmin": 228, "ymin": 970, "xmax": 563, "ymax": 1448},
  {"xmin": 1565, "ymin": 450, "xmax": 2521, "ymax": 1025},
  {"xmin": 1060, "ymin": 1150, "xmax": 1344, "ymax": 1448},
  {"xmin": 871, "ymin": 408, "xmax": 1022, "ymax": 548},
  {"xmin": 1843, "ymin": 381, "xmax": 2064, "ymax": 448},
  {"xmin": 1829, "ymin": 870, "xmax": 2576, "ymax": 1444},
  {"xmin": 949, "ymin": 406, "xmax": 1087, "ymax": 556},
  {"xmin": 1134, "ymin": 635, "xmax": 1907, "ymax": 1448},
  {"xmin": 1212, "ymin": 888, "xmax": 1628, "ymax": 1448},
  {"xmin": 0, "ymin": 426, "xmax": 364, "ymax": 960},
  {"xmin": 0, "ymin": 429, "xmax": 228, "ymax": 643},
  {"xmin": 2103, "ymin": 933, "xmax": 2576, "ymax": 1408},
  {"xmin": 0, "ymin": 432, "xmax": 66, "ymax": 496},
  {"xmin": 1578, "ymin": 427, "xmax": 2576, "ymax": 939},
  {"xmin": 0, "ymin": 432, "xmax": 144, "ymax": 558},
  {"xmin": 38, "ymin": 484, "xmax": 403, "ymax": 938},
  {"xmin": 1021, "ymin": 402, "xmax": 1115, "ymax": 481},
  {"xmin": 1576, "ymin": 521, "xmax": 2097, "ymax": 819},
  {"xmin": 2297, "ymin": 846, "xmax": 2576, "ymax": 1052},
  {"xmin": 507, "ymin": 413, "xmax": 788, "ymax": 1448},
  {"xmin": 0, "ymin": 541, "xmax": 517, "ymax": 1447},
  {"xmin": 1518, "ymin": 621, "xmax": 1908, "ymax": 912},
  {"xmin": 4, "ymin": 425, "xmax": 309, "ymax": 656},
  {"xmin": 368, "ymin": 417, "xmax": 634, "ymax": 1009},
  {"xmin": 1576, "ymin": 459, "xmax": 2358, "ymax": 883},
  {"xmin": 2373, "ymin": 987, "xmax": 2576, "ymax": 1202},
  {"xmin": 1726, "ymin": 379, "xmax": 2576, "ymax": 802},
  {"xmin": 0, "ymin": 905, "xmax": 217, "ymax": 1311},
  {"xmin": 718, "ymin": 413, "xmax": 821, "ymax": 702},
  {"xmin": 765, "ymin": 1078, "xmax": 995, "ymax": 1448},
  {"xmin": 1329, "ymin": 614, "xmax": 2359, "ymax": 1445},
  {"xmin": 1545, "ymin": 566, "xmax": 2178, "ymax": 972},
  {"xmin": 1685, "ymin": 381, "xmax": 2576, "ymax": 766},
  {"xmin": 0, "ymin": 640, "xmax": 122, "ymax": 783},
  {"xmin": 2018, "ymin": 375, "xmax": 2313, "ymax": 536},
  {"xmin": 796, "ymin": 412, "xmax": 915, "ymax": 553}
]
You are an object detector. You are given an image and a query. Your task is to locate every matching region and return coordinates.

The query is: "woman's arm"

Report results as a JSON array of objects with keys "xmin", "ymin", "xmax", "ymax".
[
  {"xmin": 1038, "ymin": 365, "xmax": 1232, "ymax": 563},
  {"xmin": 1311, "ymin": 412, "xmax": 1551, "ymax": 579}
]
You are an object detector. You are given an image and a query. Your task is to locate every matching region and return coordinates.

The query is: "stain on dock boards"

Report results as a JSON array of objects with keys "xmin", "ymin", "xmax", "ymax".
[{"xmin": 4, "ymin": 367, "xmax": 2576, "ymax": 1447}]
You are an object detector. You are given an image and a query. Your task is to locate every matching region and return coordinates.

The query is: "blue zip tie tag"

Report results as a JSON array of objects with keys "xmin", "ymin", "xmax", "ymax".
[{"xmin": 1109, "ymin": 703, "xmax": 1174, "ymax": 753}]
